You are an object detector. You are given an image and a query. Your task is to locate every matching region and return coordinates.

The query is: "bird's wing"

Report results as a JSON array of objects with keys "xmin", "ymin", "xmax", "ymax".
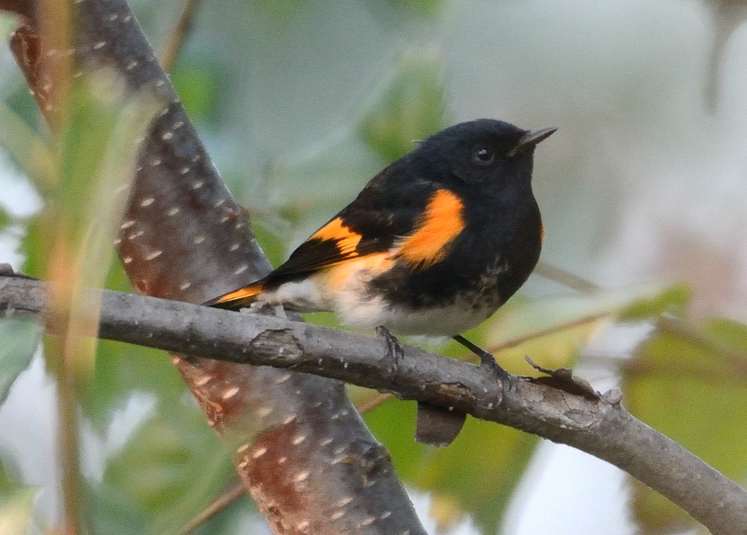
[
  {"xmin": 268, "ymin": 176, "xmax": 432, "ymax": 281},
  {"xmin": 208, "ymin": 169, "xmax": 466, "ymax": 308}
]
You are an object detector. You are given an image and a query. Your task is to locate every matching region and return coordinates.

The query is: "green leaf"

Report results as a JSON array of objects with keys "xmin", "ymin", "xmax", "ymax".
[
  {"xmin": 0, "ymin": 206, "xmax": 11, "ymax": 230},
  {"xmin": 624, "ymin": 317, "xmax": 747, "ymax": 532},
  {"xmin": 0, "ymin": 487, "xmax": 37, "ymax": 535},
  {"xmin": 483, "ymin": 283, "xmax": 691, "ymax": 373},
  {"xmin": 79, "ymin": 261, "xmax": 187, "ymax": 431},
  {"xmin": 97, "ymin": 407, "xmax": 236, "ymax": 534},
  {"xmin": 618, "ymin": 283, "xmax": 690, "ymax": 321},
  {"xmin": 0, "ymin": 457, "xmax": 38, "ymax": 535},
  {"xmin": 359, "ymin": 50, "xmax": 447, "ymax": 162},
  {"xmin": 0, "ymin": 319, "xmax": 40, "ymax": 404},
  {"xmin": 385, "ymin": 0, "xmax": 443, "ymax": 17},
  {"xmin": 365, "ymin": 401, "xmax": 535, "ymax": 533},
  {"xmin": 171, "ymin": 64, "xmax": 222, "ymax": 125},
  {"xmin": 365, "ymin": 0, "xmax": 445, "ymax": 24},
  {"xmin": 0, "ymin": 102, "xmax": 55, "ymax": 194},
  {"xmin": 81, "ymin": 339, "xmax": 185, "ymax": 432},
  {"xmin": 20, "ymin": 215, "xmax": 44, "ymax": 278}
]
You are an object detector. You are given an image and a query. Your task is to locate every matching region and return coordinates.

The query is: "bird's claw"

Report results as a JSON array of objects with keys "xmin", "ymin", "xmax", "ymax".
[
  {"xmin": 479, "ymin": 351, "xmax": 512, "ymax": 385},
  {"xmin": 376, "ymin": 326, "xmax": 403, "ymax": 377}
]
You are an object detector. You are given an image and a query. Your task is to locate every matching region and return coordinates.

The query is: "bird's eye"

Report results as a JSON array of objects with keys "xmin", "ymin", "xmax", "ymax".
[{"xmin": 472, "ymin": 146, "xmax": 495, "ymax": 166}]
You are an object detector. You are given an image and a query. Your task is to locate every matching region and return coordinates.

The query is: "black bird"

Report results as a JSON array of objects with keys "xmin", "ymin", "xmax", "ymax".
[{"xmin": 207, "ymin": 119, "xmax": 556, "ymax": 445}]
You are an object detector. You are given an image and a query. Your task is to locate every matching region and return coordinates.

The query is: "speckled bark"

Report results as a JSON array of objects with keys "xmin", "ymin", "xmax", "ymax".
[
  {"xmin": 3, "ymin": 275, "xmax": 747, "ymax": 535},
  {"xmin": 0, "ymin": 2, "xmax": 425, "ymax": 534}
]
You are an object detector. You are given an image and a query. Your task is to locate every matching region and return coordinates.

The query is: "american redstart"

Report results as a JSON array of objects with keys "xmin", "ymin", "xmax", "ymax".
[{"xmin": 206, "ymin": 119, "xmax": 555, "ymax": 445}]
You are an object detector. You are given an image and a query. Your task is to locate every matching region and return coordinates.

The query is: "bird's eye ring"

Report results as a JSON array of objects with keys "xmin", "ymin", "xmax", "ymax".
[{"xmin": 472, "ymin": 146, "xmax": 495, "ymax": 166}]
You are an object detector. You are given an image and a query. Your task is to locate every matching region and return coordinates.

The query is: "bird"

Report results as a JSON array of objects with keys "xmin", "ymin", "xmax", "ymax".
[{"xmin": 206, "ymin": 118, "xmax": 555, "ymax": 445}]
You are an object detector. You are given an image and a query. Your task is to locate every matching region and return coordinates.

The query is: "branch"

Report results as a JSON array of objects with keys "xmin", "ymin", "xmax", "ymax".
[
  {"xmin": 0, "ymin": 1, "xmax": 426, "ymax": 533},
  {"xmin": 2, "ymin": 275, "xmax": 746, "ymax": 535},
  {"xmin": 160, "ymin": 0, "xmax": 202, "ymax": 72}
]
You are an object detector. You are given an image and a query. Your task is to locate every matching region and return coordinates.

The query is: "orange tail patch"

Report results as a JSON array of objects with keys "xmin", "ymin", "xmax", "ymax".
[{"xmin": 206, "ymin": 282, "xmax": 264, "ymax": 309}]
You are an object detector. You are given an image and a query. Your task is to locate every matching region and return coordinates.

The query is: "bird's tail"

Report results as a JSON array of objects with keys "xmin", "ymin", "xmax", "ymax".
[{"xmin": 204, "ymin": 281, "xmax": 265, "ymax": 310}]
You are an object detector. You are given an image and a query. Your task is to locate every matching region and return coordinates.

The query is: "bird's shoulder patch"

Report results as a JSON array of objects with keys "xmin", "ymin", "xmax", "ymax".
[{"xmin": 397, "ymin": 188, "xmax": 465, "ymax": 268}]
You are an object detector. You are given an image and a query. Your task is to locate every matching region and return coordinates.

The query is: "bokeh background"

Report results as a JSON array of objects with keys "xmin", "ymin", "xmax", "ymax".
[{"xmin": 0, "ymin": 0, "xmax": 745, "ymax": 533}]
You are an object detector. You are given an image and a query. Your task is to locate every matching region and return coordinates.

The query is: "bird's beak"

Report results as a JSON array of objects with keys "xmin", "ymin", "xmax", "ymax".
[{"xmin": 508, "ymin": 127, "xmax": 558, "ymax": 157}]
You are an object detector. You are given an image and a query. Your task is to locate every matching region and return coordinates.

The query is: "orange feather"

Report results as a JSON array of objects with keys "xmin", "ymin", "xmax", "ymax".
[{"xmin": 398, "ymin": 189, "xmax": 465, "ymax": 268}]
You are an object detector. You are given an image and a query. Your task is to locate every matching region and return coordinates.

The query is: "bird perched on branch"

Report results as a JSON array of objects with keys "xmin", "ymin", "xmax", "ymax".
[{"xmin": 207, "ymin": 119, "xmax": 555, "ymax": 445}]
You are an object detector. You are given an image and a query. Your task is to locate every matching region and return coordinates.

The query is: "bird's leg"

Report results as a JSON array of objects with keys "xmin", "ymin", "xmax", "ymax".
[
  {"xmin": 371, "ymin": 326, "xmax": 467, "ymax": 446},
  {"xmin": 376, "ymin": 326, "xmax": 403, "ymax": 377},
  {"xmin": 453, "ymin": 334, "xmax": 511, "ymax": 383}
]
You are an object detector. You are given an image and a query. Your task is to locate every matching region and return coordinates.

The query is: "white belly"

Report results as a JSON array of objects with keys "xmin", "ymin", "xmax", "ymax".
[
  {"xmin": 343, "ymin": 299, "xmax": 495, "ymax": 336},
  {"xmin": 258, "ymin": 256, "xmax": 496, "ymax": 336}
]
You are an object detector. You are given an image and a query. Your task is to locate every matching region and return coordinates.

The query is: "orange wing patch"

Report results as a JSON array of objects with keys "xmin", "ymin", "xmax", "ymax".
[
  {"xmin": 322, "ymin": 252, "xmax": 395, "ymax": 292},
  {"xmin": 211, "ymin": 282, "xmax": 264, "ymax": 305},
  {"xmin": 312, "ymin": 217, "xmax": 363, "ymax": 256},
  {"xmin": 398, "ymin": 189, "xmax": 465, "ymax": 268}
]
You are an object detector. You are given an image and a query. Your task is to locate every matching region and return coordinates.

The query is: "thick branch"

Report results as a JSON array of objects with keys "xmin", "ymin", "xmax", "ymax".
[
  {"xmin": 0, "ymin": 1, "xmax": 426, "ymax": 533},
  {"xmin": 2, "ymin": 275, "xmax": 746, "ymax": 535}
]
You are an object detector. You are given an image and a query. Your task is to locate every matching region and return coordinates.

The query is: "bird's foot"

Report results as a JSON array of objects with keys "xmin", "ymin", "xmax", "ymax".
[
  {"xmin": 376, "ymin": 326, "xmax": 403, "ymax": 377},
  {"xmin": 479, "ymin": 351, "xmax": 511, "ymax": 383},
  {"xmin": 453, "ymin": 335, "xmax": 512, "ymax": 385}
]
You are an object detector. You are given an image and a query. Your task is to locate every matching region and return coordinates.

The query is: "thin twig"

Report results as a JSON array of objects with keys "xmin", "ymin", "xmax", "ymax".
[
  {"xmin": 535, "ymin": 261, "xmax": 599, "ymax": 292},
  {"xmin": 160, "ymin": 0, "xmax": 202, "ymax": 72},
  {"xmin": 55, "ymin": 339, "xmax": 83, "ymax": 535},
  {"xmin": 536, "ymin": 261, "xmax": 747, "ymax": 366},
  {"xmin": 656, "ymin": 316, "xmax": 747, "ymax": 373},
  {"xmin": 357, "ymin": 392, "xmax": 393, "ymax": 414},
  {"xmin": 583, "ymin": 353, "xmax": 747, "ymax": 384},
  {"xmin": 3, "ymin": 275, "xmax": 746, "ymax": 535},
  {"xmin": 486, "ymin": 312, "xmax": 608, "ymax": 355},
  {"xmin": 179, "ymin": 482, "xmax": 245, "ymax": 535}
]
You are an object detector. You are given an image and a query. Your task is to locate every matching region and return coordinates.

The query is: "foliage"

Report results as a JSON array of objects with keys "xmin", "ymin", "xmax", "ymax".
[
  {"xmin": 623, "ymin": 318, "xmax": 747, "ymax": 533},
  {"xmin": 0, "ymin": 458, "xmax": 37, "ymax": 534},
  {"xmin": 0, "ymin": 319, "xmax": 40, "ymax": 404}
]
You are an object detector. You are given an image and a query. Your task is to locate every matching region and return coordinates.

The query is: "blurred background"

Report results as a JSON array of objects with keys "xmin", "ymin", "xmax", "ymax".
[{"xmin": 0, "ymin": 0, "xmax": 745, "ymax": 533}]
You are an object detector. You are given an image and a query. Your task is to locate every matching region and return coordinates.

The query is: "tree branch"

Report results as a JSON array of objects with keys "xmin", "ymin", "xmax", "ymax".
[
  {"xmin": 160, "ymin": 0, "xmax": 202, "ymax": 72},
  {"xmin": 2, "ymin": 275, "xmax": 746, "ymax": 535}
]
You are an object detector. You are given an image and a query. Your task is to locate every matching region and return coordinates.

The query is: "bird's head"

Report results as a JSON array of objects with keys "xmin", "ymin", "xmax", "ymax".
[{"xmin": 414, "ymin": 119, "xmax": 556, "ymax": 192}]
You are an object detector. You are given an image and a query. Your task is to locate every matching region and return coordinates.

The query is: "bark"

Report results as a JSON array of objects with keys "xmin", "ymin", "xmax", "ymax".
[{"xmin": 0, "ymin": 1, "xmax": 425, "ymax": 533}]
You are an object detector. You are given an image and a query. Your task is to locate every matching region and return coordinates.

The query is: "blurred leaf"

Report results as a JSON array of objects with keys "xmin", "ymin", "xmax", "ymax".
[
  {"xmin": 366, "ymin": 401, "xmax": 535, "ymax": 533},
  {"xmin": 2, "ymin": 78, "xmax": 41, "ymax": 128},
  {"xmin": 618, "ymin": 284, "xmax": 690, "ymax": 321},
  {"xmin": 80, "ymin": 262, "xmax": 186, "ymax": 431},
  {"xmin": 0, "ymin": 319, "xmax": 40, "ymax": 404},
  {"xmin": 87, "ymin": 480, "xmax": 146, "ymax": 535},
  {"xmin": 385, "ymin": 0, "xmax": 443, "ymax": 17},
  {"xmin": 364, "ymin": 0, "xmax": 444, "ymax": 26},
  {"xmin": 0, "ymin": 206, "xmax": 11, "ymax": 230},
  {"xmin": 359, "ymin": 50, "xmax": 447, "ymax": 161},
  {"xmin": 0, "ymin": 487, "xmax": 37, "ymax": 535},
  {"xmin": 97, "ymin": 407, "xmax": 235, "ymax": 534},
  {"xmin": 20, "ymin": 215, "xmax": 44, "ymax": 278},
  {"xmin": 624, "ymin": 317, "xmax": 747, "ymax": 533},
  {"xmin": 81, "ymin": 339, "xmax": 185, "ymax": 432},
  {"xmin": 252, "ymin": 217, "xmax": 288, "ymax": 267},
  {"xmin": 171, "ymin": 64, "xmax": 221, "ymax": 125},
  {"xmin": 0, "ymin": 457, "xmax": 37, "ymax": 535},
  {"xmin": 254, "ymin": 0, "xmax": 304, "ymax": 20},
  {"xmin": 484, "ymin": 283, "xmax": 691, "ymax": 372},
  {"xmin": 0, "ymin": 103, "xmax": 55, "ymax": 194}
]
